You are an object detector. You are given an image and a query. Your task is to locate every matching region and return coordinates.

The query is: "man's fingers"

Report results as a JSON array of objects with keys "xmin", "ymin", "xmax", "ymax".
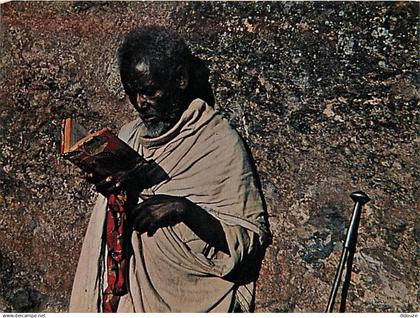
[
  {"xmin": 107, "ymin": 183, "xmax": 122, "ymax": 194},
  {"xmin": 135, "ymin": 196, "xmax": 160, "ymax": 210},
  {"xmin": 131, "ymin": 205, "xmax": 159, "ymax": 235},
  {"xmin": 147, "ymin": 223, "xmax": 158, "ymax": 237},
  {"xmin": 86, "ymin": 172, "xmax": 101, "ymax": 184},
  {"xmin": 95, "ymin": 179, "xmax": 109, "ymax": 192},
  {"xmin": 95, "ymin": 177, "xmax": 121, "ymax": 196},
  {"xmin": 138, "ymin": 193, "xmax": 154, "ymax": 202},
  {"xmin": 129, "ymin": 196, "xmax": 186, "ymax": 236},
  {"xmin": 133, "ymin": 215, "xmax": 151, "ymax": 234}
]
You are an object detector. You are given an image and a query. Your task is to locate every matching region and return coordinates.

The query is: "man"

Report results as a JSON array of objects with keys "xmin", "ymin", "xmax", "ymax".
[{"xmin": 69, "ymin": 26, "xmax": 271, "ymax": 313}]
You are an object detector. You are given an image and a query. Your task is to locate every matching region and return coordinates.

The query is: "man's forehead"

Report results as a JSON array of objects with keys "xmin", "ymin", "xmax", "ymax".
[
  {"xmin": 132, "ymin": 61, "xmax": 165, "ymax": 86},
  {"xmin": 131, "ymin": 61, "xmax": 157, "ymax": 87}
]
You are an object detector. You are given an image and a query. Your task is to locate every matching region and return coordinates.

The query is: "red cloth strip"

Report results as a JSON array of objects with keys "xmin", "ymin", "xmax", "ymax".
[{"xmin": 103, "ymin": 193, "xmax": 131, "ymax": 313}]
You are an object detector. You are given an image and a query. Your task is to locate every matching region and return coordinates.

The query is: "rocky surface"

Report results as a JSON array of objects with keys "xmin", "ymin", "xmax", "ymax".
[{"xmin": 0, "ymin": 1, "xmax": 418, "ymax": 313}]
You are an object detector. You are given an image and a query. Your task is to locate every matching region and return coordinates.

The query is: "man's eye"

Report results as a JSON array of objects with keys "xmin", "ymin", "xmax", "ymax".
[
  {"xmin": 138, "ymin": 88, "xmax": 158, "ymax": 98},
  {"xmin": 146, "ymin": 89, "xmax": 157, "ymax": 96}
]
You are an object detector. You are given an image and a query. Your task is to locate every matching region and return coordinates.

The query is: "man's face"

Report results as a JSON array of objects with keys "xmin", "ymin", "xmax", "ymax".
[{"xmin": 126, "ymin": 62, "xmax": 184, "ymax": 138}]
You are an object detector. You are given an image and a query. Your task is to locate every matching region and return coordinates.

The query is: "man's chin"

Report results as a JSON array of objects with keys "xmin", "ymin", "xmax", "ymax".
[{"xmin": 143, "ymin": 120, "xmax": 172, "ymax": 138}]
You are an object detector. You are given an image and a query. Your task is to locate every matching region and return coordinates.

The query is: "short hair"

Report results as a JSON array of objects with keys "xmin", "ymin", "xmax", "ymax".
[{"xmin": 118, "ymin": 26, "xmax": 214, "ymax": 106}]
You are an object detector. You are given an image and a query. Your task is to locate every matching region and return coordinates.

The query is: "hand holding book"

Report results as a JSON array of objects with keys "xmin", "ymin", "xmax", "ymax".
[
  {"xmin": 60, "ymin": 118, "xmax": 168, "ymax": 196},
  {"xmin": 85, "ymin": 159, "xmax": 158, "ymax": 198}
]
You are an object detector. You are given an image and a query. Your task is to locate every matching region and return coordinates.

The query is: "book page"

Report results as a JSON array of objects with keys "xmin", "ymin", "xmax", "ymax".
[
  {"xmin": 61, "ymin": 118, "xmax": 90, "ymax": 153},
  {"xmin": 69, "ymin": 119, "xmax": 89, "ymax": 148}
]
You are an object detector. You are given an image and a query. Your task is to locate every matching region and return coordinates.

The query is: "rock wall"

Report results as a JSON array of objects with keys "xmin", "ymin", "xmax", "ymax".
[{"xmin": 0, "ymin": 1, "xmax": 418, "ymax": 313}]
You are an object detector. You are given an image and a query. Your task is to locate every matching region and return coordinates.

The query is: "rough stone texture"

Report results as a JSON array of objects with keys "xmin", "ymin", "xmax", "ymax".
[{"xmin": 0, "ymin": 1, "xmax": 418, "ymax": 313}]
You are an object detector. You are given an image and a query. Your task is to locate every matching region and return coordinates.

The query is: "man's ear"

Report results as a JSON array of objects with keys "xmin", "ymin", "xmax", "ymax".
[{"xmin": 176, "ymin": 65, "xmax": 189, "ymax": 90}]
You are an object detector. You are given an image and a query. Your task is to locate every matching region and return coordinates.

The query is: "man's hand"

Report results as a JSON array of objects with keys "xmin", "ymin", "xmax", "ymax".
[
  {"xmin": 86, "ymin": 174, "xmax": 119, "ymax": 197},
  {"xmin": 130, "ymin": 194, "xmax": 230, "ymax": 254},
  {"xmin": 129, "ymin": 194, "xmax": 191, "ymax": 236},
  {"xmin": 85, "ymin": 160, "xmax": 165, "ymax": 197}
]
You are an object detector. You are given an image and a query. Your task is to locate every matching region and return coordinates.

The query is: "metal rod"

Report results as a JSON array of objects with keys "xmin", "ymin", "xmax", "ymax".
[
  {"xmin": 326, "ymin": 191, "xmax": 370, "ymax": 313},
  {"xmin": 339, "ymin": 244, "xmax": 356, "ymax": 312},
  {"xmin": 326, "ymin": 248, "xmax": 349, "ymax": 312}
]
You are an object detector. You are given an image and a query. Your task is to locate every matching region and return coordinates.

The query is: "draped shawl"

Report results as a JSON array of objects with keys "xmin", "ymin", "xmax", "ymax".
[{"xmin": 69, "ymin": 99, "xmax": 270, "ymax": 312}]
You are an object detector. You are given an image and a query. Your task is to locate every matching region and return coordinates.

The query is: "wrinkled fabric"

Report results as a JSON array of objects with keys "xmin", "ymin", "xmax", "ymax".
[{"xmin": 69, "ymin": 99, "xmax": 270, "ymax": 313}]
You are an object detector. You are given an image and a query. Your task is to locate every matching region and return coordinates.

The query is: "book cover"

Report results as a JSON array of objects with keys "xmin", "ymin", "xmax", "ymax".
[{"xmin": 60, "ymin": 118, "xmax": 147, "ymax": 178}]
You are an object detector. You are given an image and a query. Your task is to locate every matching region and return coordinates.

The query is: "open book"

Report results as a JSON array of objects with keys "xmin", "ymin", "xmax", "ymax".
[{"xmin": 60, "ymin": 118, "xmax": 147, "ymax": 178}]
